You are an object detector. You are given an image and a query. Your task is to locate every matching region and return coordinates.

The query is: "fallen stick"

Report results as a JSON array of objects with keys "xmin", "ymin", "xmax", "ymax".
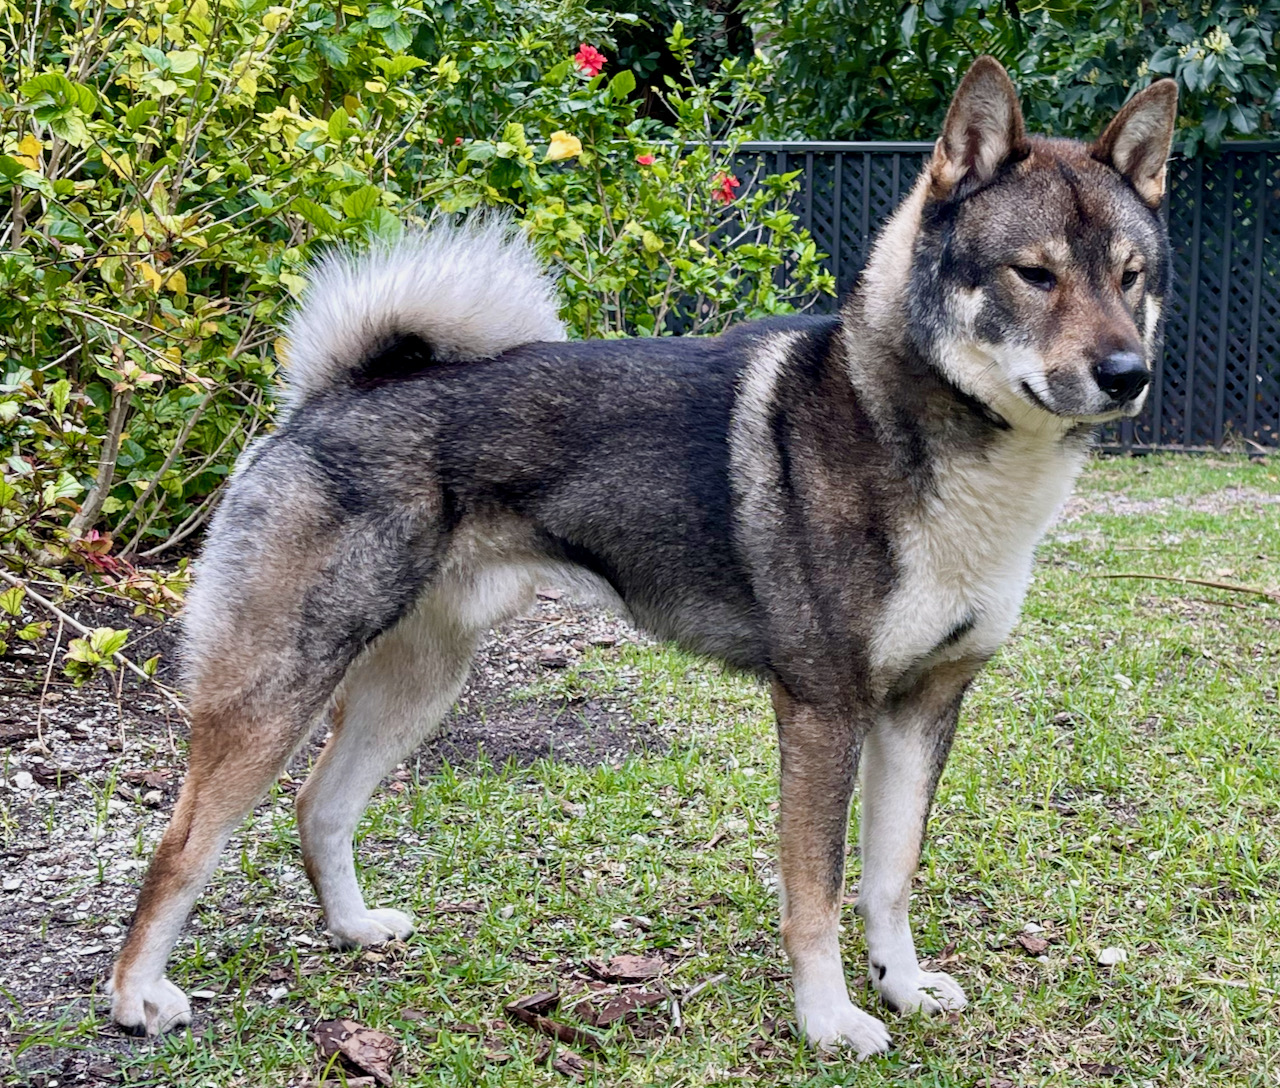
[
  {"xmin": 1098, "ymin": 572, "xmax": 1279, "ymax": 602},
  {"xmin": 0, "ymin": 570, "xmax": 189, "ymax": 720},
  {"xmin": 504, "ymin": 1002, "xmax": 605, "ymax": 1055}
]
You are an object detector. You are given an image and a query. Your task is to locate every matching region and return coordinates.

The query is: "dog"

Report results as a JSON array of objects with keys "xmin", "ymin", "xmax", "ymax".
[{"xmin": 106, "ymin": 57, "xmax": 1177, "ymax": 1056}]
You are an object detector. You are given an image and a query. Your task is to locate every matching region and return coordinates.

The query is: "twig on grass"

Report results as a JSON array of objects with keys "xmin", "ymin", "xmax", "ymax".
[
  {"xmin": 669, "ymin": 972, "xmax": 727, "ymax": 1036},
  {"xmin": 1098, "ymin": 572, "xmax": 1279, "ymax": 602},
  {"xmin": 504, "ymin": 999, "xmax": 605, "ymax": 1055},
  {"xmin": 1192, "ymin": 975, "xmax": 1276, "ymax": 997},
  {"xmin": 36, "ymin": 616, "xmax": 64, "ymax": 754},
  {"xmin": 0, "ymin": 570, "xmax": 189, "ymax": 721}
]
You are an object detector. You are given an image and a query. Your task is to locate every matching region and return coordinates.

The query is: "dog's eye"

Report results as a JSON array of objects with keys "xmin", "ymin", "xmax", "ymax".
[
  {"xmin": 1013, "ymin": 265, "xmax": 1056, "ymax": 291},
  {"xmin": 1121, "ymin": 268, "xmax": 1141, "ymax": 290}
]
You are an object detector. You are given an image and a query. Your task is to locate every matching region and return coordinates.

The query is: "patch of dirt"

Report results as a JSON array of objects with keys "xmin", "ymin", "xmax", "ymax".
[
  {"xmin": 0, "ymin": 582, "xmax": 652, "ymax": 1085},
  {"xmin": 1056, "ymin": 485, "xmax": 1280, "ymax": 524}
]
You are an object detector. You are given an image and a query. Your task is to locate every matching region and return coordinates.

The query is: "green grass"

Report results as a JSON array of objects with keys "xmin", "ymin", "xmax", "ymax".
[{"xmin": 15, "ymin": 454, "xmax": 1280, "ymax": 1086}]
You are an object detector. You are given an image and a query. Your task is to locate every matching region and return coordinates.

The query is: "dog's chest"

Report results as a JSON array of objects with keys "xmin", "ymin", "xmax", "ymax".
[{"xmin": 870, "ymin": 437, "xmax": 1084, "ymax": 684}]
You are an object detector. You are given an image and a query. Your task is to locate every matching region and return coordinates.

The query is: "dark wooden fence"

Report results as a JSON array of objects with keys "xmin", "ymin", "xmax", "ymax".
[{"xmin": 735, "ymin": 140, "xmax": 1280, "ymax": 452}]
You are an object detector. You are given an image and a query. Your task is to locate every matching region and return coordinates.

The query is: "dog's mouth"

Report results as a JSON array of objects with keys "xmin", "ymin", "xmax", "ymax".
[
  {"xmin": 1018, "ymin": 379, "xmax": 1143, "ymax": 423},
  {"xmin": 1019, "ymin": 380, "xmax": 1055, "ymax": 414}
]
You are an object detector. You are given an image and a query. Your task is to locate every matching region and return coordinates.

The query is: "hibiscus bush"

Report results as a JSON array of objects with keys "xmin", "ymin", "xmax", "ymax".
[{"xmin": 0, "ymin": 1, "xmax": 831, "ymax": 565}]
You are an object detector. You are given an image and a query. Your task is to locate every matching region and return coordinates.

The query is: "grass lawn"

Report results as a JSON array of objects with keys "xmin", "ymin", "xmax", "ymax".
[{"xmin": 6, "ymin": 453, "xmax": 1280, "ymax": 1087}]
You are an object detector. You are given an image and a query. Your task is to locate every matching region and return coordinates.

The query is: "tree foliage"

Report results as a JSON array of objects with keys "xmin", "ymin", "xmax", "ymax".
[{"xmin": 746, "ymin": 0, "xmax": 1280, "ymax": 153}]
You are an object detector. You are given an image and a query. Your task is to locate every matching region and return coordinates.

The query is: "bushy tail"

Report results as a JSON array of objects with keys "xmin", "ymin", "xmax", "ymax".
[{"xmin": 279, "ymin": 216, "xmax": 565, "ymax": 411}]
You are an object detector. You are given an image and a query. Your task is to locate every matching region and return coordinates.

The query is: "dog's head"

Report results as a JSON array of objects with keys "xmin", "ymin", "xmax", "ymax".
[{"xmin": 905, "ymin": 57, "xmax": 1177, "ymax": 427}]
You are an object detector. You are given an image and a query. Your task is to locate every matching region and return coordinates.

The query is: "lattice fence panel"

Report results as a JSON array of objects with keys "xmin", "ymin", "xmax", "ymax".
[{"xmin": 1258, "ymin": 150, "xmax": 1280, "ymax": 448}]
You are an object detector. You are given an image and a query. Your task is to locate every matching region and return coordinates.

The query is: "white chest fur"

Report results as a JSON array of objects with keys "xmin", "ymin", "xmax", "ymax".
[{"xmin": 870, "ymin": 433, "xmax": 1086, "ymax": 687}]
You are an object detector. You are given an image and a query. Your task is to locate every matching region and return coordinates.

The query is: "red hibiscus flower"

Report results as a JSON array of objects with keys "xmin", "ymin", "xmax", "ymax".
[
  {"xmin": 712, "ymin": 172, "xmax": 741, "ymax": 205},
  {"xmin": 635, "ymin": 153, "xmax": 655, "ymax": 165},
  {"xmin": 574, "ymin": 43, "xmax": 606, "ymax": 77}
]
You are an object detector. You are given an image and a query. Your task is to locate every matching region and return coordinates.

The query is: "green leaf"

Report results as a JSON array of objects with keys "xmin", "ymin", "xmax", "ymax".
[
  {"xmin": 544, "ymin": 60, "xmax": 572, "ymax": 84},
  {"xmin": 607, "ymin": 70, "xmax": 637, "ymax": 102},
  {"xmin": 167, "ymin": 50, "xmax": 201, "ymax": 75},
  {"xmin": 342, "ymin": 185, "xmax": 381, "ymax": 218},
  {"xmin": 0, "ymin": 585, "xmax": 24, "ymax": 617},
  {"xmin": 293, "ymin": 197, "xmax": 341, "ymax": 232},
  {"xmin": 380, "ymin": 23, "xmax": 412, "ymax": 52},
  {"xmin": 124, "ymin": 100, "xmax": 157, "ymax": 129},
  {"xmin": 89, "ymin": 627, "xmax": 129, "ymax": 658},
  {"xmin": 48, "ymin": 378, "xmax": 72, "ymax": 415},
  {"xmin": 328, "ymin": 106, "xmax": 351, "ymax": 142},
  {"xmin": 376, "ymin": 55, "xmax": 428, "ymax": 79}
]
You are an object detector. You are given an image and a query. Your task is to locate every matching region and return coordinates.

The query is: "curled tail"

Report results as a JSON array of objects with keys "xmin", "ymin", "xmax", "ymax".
[{"xmin": 279, "ymin": 216, "xmax": 565, "ymax": 411}]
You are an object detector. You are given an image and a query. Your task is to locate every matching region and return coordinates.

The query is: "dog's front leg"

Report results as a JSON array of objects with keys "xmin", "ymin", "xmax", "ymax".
[
  {"xmin": 857, "ymin": 661, "xmax": 976, "ymax": 1016},
  {"xmin": 772, "ymin": 681, "xmax": 890, "ymax": 1058}
]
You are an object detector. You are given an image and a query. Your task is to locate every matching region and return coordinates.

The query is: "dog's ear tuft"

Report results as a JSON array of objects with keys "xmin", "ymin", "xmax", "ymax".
[
  {"xmin": 1091, "ymin": 80, "xmax": 1178, "ymax": 208},
  {"xmin": 930, "ymin": 56, "xmax": 1026, "ymax": 201}
]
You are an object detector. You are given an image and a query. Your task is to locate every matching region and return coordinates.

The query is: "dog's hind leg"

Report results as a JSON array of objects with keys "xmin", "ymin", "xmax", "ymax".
[
  {"xmin": 296, "ymin": 572, "xmax": 530, "ymax": 948},
  {"xmin": 109, "ymin": 456, "xmax": 442, "ymax": 1035},
  {"xmin": 857, "ymin": 662, "xmax": 976, "ymax": 1017},
  {"xmin": 107, "ymin": 696, "xmax": 315, "ymax": 1035},
  {"xmin": 771, "ymin": 682, "xmax": 891, "ymax": 1059}
]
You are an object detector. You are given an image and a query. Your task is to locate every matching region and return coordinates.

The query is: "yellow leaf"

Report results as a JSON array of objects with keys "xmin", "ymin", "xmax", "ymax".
[
  {"xmin": 135, "ymin": 261, "xmax": 163, "ymax": 291},
  {"xmin": 363, "ymin": 80, "xmax": 386, "ymax": 93},
  {"xmin": 343, "ymin": 94, "xmax": 359, "ymax": 115},
  {"xmin": 274, "ymin": 337, "xmax": 291, "ymax": 367},
  {"xmin": 15, "ymin": 133, "xmax": 42, "ymax": 170},
  {"xmin": 237, "ymin": 71, "xmax": 257, "ymax": 96},
  {"xmin": 101, "ymin": 149, "xmax": 133, "ymax": 179},
  {"xmin": 165, "ymin": 269, "xmax": 187, "ymax": 295},
  {"xmin": 263, "ymin": 6, "xmax": 288, "ymax": 31},
  {"xmin": 126, "ymin": 210, "xmax": 147, "ymax": 236},
  {"xmin": 545, "ymin": 130, "xmax": 582, "ymax": 163}
]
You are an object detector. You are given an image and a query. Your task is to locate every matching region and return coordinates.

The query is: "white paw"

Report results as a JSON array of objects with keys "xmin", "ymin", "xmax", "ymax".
[
  {"xmin": 873, "ymin": 967, "xmax": 967, "ymax": 1015},
  {"xmin": 798, "ymin": 999, "xmax": 892, "ymax": 1059},
  {"xmin": 327, "ymin": 907, "xmax": 415, "ymax": 950},
  {"xmin": 107, "ymin": 973, "xmax": 192, "ymax": 1036}
]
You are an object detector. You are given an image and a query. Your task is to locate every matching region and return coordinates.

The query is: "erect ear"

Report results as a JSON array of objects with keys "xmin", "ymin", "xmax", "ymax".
[
  {"xmin": 930, "ymin": 55, "xmax": 1027, "ymax": 200},
  {"xmin": 1091, "ymin": 79, "xmax": 1178, "ymax": 208}
]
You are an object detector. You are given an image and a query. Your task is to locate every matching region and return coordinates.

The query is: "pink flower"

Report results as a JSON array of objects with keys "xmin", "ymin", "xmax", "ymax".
[
  {"xmin": 574, "ymin": 43, "xmax": 606, "ymax": 78},
  {"xmin": 712, "ymin": 172, "xmax": 741, "ymax": 205},
  {"xmin": 635, "ymin": 153, "xmax": 655, "ymax": 166},
  {"xmin": 455, "ymin": 136, "xmax": 463, "ymax": 145}
]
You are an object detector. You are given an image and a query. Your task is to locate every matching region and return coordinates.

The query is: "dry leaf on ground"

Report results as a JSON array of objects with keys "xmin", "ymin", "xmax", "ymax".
[
  {"xmin": 313, "ymin": 1019, "xmax": 397, "ymax": 1086},
  {"xmin": 586, "ymin": 953, "xmax": 663, "ymax": 982},
  {"xmin": 575, "ymin": 988, "xmax": 666, "ymax": 1027}
]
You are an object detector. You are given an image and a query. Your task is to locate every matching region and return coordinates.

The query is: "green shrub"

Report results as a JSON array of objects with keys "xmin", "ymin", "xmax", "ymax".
[{"xmin": 0, "ymin": 2, "xmax": 831, "ymax": 563}]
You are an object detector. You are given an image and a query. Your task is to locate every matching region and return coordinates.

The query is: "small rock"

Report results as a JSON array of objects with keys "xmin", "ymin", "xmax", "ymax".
[
  {"xmin": 12, "ymin": 771, "xmax": 34, "ymax": 790},
  {"xmin": 538, "ymin": 650, "xmax": 569, "ymax": 669},
  {"xmin": 267, "ymin": 985, "xmax": 289, "ymax": 1001},
  {"xmin": 1097, "ymin": 946, "xmax": 1127, "ymax": 966},
  {"xmin": 535, "ymin": 587, "xmax": 563, "ymax": 601},
  {"xmin": 141, "ymin": 789, "xmax": 163, "ymax": 807},
  {"xmin": 1022, "ymin": 921, "xmax": 1046, "ymax": 934},
  {"xmin": 497, "ymin": 904, "xmax": 515, "ymax": 920}
]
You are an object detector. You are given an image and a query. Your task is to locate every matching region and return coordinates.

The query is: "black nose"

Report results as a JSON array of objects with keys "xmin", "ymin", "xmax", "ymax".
[{"xmin": 1093, "ymin": 351, "xmax": 1149, "ymax": 403}]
